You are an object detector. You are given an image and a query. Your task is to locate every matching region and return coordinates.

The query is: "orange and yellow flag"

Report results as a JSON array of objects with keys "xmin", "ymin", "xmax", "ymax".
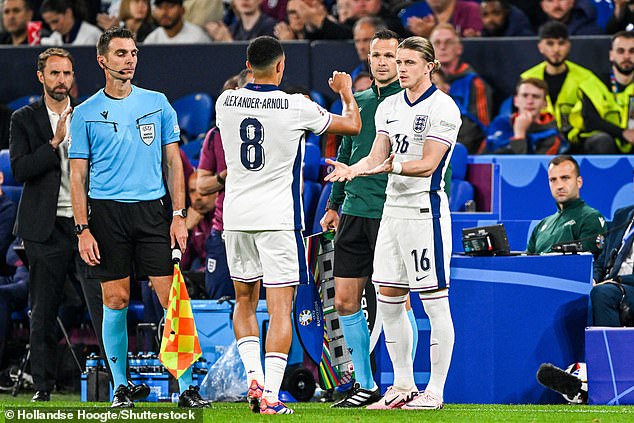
[{"xmin": 159, "ymin": 262, "xmax": 202, "ymax": 379}]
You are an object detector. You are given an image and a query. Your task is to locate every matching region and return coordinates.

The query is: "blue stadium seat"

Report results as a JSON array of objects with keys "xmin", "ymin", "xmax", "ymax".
[
  {"xmin": 309, "ymin": 90, "xmax": 329, "ymax": 109},
  {"xmin": 329, "ymin": 98, "xmax": 342, "ymax": 115},
  {"xmin": 3, "ymin": 186, "xmax": 23, "ymax": 204},
  {"xmin": 0, "ymin": 149, "xmax": 18, "ymax": 186},
  {"xmin": 498, "ymin": 96, "xmax": 513, "ymax": 117},
  {"xmin": 304, "ymin": 142, "xmax": 321, "ymax": 182},
  {"xmin": 180, "ymin": 138, "xmax": 203, "ymax": 163},
  {"xmin": 449, "ymin": 143, "xmax": 475, "ymax": 212},
  {"xmin": 127, "ymin": 300, "xmax": 145, "ymax": 325},
  {"xmin": 593, "ymin": 0, "xmax": 613, "ymax": 31},
  {"xmin": 312, "ymin": 183, "xmax": 332, "ymax": 235},
  {"xmin": 7, "ymin": 95, "xmax": 39, "ymax": 111},
  {"xmin": 172, "ymin": 93, "xmax": 214, "ymax": 141}
]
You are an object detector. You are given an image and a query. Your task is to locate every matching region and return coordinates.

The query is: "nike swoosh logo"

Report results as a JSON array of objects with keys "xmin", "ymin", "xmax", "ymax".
[
  {"xmin": 386, "ymin": 119, "xmax": 398, "ymax": 124},
  {"xmin": 384, "ymin": 396, "xmax": 400, "ymax": 406},
  {"xmin": 415, "ymin": 275, "xmax": 429, "ymax": 281}
]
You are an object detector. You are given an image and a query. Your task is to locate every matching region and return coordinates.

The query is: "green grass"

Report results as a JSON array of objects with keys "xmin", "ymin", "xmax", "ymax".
[{"xmin": 1, "ymin": 393, "xmax": 634, "ymax": 422}]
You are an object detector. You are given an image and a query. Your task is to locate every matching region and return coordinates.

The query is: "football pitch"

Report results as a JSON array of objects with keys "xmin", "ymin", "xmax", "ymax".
[{"xmin": 1, "ymin": 394, "xmax": 634, "ymax": 422}]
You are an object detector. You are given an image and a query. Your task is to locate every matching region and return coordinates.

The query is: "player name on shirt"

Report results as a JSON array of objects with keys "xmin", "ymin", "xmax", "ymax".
[{"xmin": 222, "ymin": 94, "xmax": 289, "ymax": 110}]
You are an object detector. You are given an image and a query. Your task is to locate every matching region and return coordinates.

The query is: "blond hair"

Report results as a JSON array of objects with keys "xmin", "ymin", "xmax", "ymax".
[{"xmin": 397, "ymin": 36, "xmax": 441, "ymax": 74}]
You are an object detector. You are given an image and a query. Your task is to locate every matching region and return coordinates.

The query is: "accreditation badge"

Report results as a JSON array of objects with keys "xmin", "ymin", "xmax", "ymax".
[
  {"xmin": 628, "ymin": 96, "xmax": 634, "ymax": 130},
  {"xmin": 139, "ymin": 123, "xmax": 156, "ymax": 145}
]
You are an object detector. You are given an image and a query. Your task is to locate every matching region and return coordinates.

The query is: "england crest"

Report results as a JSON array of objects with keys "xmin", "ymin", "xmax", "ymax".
[
  {"xmin": 139, "ymin": 123, "xmax": 155, "ymax": 145},
  {"xmin": 413, "ymin": 115, "xmax": 428, "ymax": 133}
]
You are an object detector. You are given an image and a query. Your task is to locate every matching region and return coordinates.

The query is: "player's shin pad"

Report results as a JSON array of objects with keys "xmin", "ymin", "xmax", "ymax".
[{"xmin": 536, "ymin": 363, "xmax": 583, "ymax": 398}]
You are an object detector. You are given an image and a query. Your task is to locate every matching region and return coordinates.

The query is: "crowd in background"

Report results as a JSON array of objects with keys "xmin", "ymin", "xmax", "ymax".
[{"xmin": 0, "ymin": 0, "xmax": 632, "ymax": 393}]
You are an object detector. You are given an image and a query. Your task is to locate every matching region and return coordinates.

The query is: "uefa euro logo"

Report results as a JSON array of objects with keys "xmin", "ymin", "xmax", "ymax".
[{"xmin": 413, "ymin": 115, "xmax": 428, "ymax": 133}]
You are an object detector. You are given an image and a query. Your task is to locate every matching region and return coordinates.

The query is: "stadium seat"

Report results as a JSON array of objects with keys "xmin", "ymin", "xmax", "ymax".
[
  {"xmin": 498, "ymin": 96, "xmax": 513, "ymax": 117},
  {"xmin": 309, "ymin": 90, "xmax": 329, "ymax": 109},
  {"xmin": 3, "ymin": 186, "xmax": 23, "ymax": 204},
  {"xmin": 172, "ymin": 93, "xmax": 214, "ymax": 141},
  {"xmin": 180, "ymin": 138, "xmax": 204, "ymax": 164},
  {"xmin": 312, "ymin": 183, "xmax": 332, "ymax": 235},
  {"xmin": 592, "ymin": 0, "xmax": 613, "ymax": 31},
  {"xmin": 449, "ymin": 143, "xmax": 475, "ymax": 212},
  {"xmin": 0, "ymin": 149, "xmax": 18, "ymax": 186},
  {"xmin": 7, "ymin": 95, "xmax": 39, "ymax": 111},
  {"xmin": 304, "ymin": 142, "xmax": 321, "ymax": 182},
  {"xmin": 329, "ymin": 98, "xmax": 342, "ymax": 115}
]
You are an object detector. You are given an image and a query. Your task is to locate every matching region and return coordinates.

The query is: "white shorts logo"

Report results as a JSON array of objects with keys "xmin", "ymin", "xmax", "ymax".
[
  {"xmin": 207, "ymin": 258, "xmax": 216, "ymax": 273},
  {"xmin": 139, "ymin": 123, "xmax": 155, "ymax": 145}
]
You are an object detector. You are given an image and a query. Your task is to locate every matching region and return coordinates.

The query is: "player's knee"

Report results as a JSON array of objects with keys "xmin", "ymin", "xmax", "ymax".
[
  {"xmin": 334, "ymin": 297, "xmax": 360, "ymax": 316},
  {"xmin": 103, "ymin": 290, "xmax": 130, "ymax": 310}
]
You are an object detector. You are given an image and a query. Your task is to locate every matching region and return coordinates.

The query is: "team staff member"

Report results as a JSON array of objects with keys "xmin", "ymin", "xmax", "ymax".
[
  {"xmin": 526, "ymin": 155, "xmax": 605, "ymax": 255},
  {"xmin": 216, "ymin": 36, "xmax": 360, "ymax": 415},
  {"xmin": 320, "ymin": 29, "xmax": 417, "ymax": 408},
  {"xmin": 326, "ymin": 36, "xmax": 461, "ymax": 411},
  {"xmin": 9, "ymin": 48, "xmax": 107, "ymax": 403},
  {"xmin": 69, "ymin": 27, "xmax": 208, "ymax": 409}
]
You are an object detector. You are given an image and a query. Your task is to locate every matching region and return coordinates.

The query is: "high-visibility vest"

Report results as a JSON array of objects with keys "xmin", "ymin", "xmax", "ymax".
[
  {"xmin": 521, "ymin": 61, "xmax": 600, "ymax": 134},
  {"xmin": 568, "ymin": 77, "xmax": 634, "ymax": 153}
]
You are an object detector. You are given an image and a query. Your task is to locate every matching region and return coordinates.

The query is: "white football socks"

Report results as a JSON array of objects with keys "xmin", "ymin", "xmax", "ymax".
[
  {"xmin": 378, "ymin": 293, "xmax": 415, "ymax": 391},
  {"xmin": 237, "ymin": 336, "xmax": 264, "ymax": 386},
  {"xmin": 419, "ymin": 292, "xmax": 454, "ymax": 400},
  {"xmin": 263, "ymin": 352, "xmax": 288, "ymax": 402}
]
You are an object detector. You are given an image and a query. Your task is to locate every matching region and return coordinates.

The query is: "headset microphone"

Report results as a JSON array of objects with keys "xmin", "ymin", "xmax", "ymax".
[{"xmin": 101, "ymin": 61, "xmax": 127, "ymax": 75}]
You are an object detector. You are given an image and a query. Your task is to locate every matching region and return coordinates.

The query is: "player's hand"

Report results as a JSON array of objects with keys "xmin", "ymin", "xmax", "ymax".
[
  {"xmin": 324, "ymin": 158, "xmax": 357, "ymax": 182},
  {"xmin": 96, "ymin": 13, "xmax": 118, "ymax": 31},
  {"xmin": 78, "ymin": 230, "xmax": 101, "ymax": 266},
  {"xmin": 328, "ymin": 72, "xmax": 352, "ymax": 95},
  {"xmin": 170, "ymin": 217, "xmax": 188, "ymax": 253},
  {"xmin": 51, "ymin": 106, "xmax": 72, "ymax": 149},
  {"xmin": 462, "ymin": 28, "xmax": 481, "ymax": 37},
  {"xmin": 320, "ymin": 209, "xmax": 340, "ymax": 231},
  {"xmin": 359, "ymin": 153, "xmax": 395, "ymax": 176}
]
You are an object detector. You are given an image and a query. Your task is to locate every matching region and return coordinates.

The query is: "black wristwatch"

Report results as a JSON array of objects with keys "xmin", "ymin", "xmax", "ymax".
[
  {"xmin": 173, "ymin": 208, "xmax": 188, "ymax": 218},
  {"xmin": 74, "ymin": 224, "xmax": 90, "ymax": 235},
  {"xmin": 325, "ymin": 200, "xmax": 340, "ymax": 212}
]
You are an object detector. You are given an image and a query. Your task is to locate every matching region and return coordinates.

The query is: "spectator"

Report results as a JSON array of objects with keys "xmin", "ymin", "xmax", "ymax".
[
  {"xmin": 9, "ymin": 47, "xmax": 106, "ymax": 402},
  {"xmin": 590, "ymin": 205, "xmax": 634, "ymax": 327},
  {"xmin": 261, "ymin": 0, "xmax": 288, "ymax": 22},
  {"xmin": 274, "ymin": 0, "xmax": 307, "ymax": 40},
  {"xmin": 605, "ymin": 0, "xmax": 634, "ymax": 34},
  {"xmin": 353, "ymin": 71, "xmax": 372, "ymax": 92},
  {"xmin": 0, "ymin": 104, "xmax": 10, "ymax": 150},
  {"xmin": 430, "ymin": 23, "xmax": 493, "ymax": 154},
  {"xmin": 406, "ymin": 0, "xmax": 483, "ymax": 38},
  {"xmin": 205, "ymin": 0, "xmax": 276, "ymax": 41},
  {"xmin": 1, "ymin": 0, "xmax": 33, "ymax": 45},
  {"xmin": 569, "ymin": 31, "xmax": 634, "ymax": 154},
  {"xmin": 520, "ymin": 21, "xmax": 602, "ymax": 139},
  {"xmin": 144, "ymin": 0, "xmax": 211, "ymax": 44},
  {"xmin": 40, "ymin": 0, "xmax": 102, "ymax": 45},
  {"xmin": 526, "ymin": 155, "xmax": 605, "ymax": 255},
  {"xmin": 97, "ymin": 0, "xmax": 156, "ymax": 43},
  {"xmin": 480, "ymin": 0, "xmax": 534, "ymax": 37},
  {"xmin": 537, "ymin": 0, "xmax": 602, "ymax": 35},
  {"xmin": 182, "ymin": 170, "xmax": 217, "ymax": 272},
  {"xmin": 486, "ymin": 78, "xmax": 564, "ymax": 154},
  {"xmin": 0, "ymin": 239, "xmax": 28, "ymax": 371},
  {"xmin": 183, "ymin": 0, "xmax": 224, "ymax": 29},
  {"xmin": 349, "ymin": 0, "xmax": 406, "ymax": 35},
  {"xmin": 350, "ymin": 16, "xmax": 386, "ymax": 79},
  {"xmin": 506, "ymin": 0, "xmax": 542, "ymax": 29},
  {"xmin": 296, "ymin": 0, "xmax": 353, "ymax": 40}
]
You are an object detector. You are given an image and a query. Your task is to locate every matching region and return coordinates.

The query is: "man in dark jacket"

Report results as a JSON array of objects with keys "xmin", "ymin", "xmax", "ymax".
[
  {"xmin": 590, "ymin": 205, "xmax": 634, "ymax": 326},
  {"xmin": 538, "ymin": 0, "xmax": 602, "ymax": 35},
  {"xmin": 480, "ymin": 0, "xmax": 534, "ymax": 37}
]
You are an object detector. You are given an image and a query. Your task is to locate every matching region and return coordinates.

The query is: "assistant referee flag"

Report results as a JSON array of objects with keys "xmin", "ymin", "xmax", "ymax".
[{"xmin": 159, "ymin": 250, "xmax": 202, "ymax": 378}]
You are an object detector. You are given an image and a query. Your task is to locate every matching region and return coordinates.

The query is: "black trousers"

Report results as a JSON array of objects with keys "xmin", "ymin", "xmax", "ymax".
[{"xmin": 24, "ymin": 217, "xmax": 106, "ymax": 392}]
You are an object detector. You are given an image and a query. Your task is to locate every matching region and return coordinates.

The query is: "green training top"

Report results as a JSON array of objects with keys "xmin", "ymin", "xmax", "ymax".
[
  {"xmin": 328, "ymin": 80, "xmax": 403, "ymax": 219},
  {"xmin": 527, "ymin": 198, "xmax": 606, "ymax": 255}
]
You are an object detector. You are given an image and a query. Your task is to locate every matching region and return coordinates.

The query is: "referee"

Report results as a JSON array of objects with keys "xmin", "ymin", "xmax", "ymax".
[{"xmin": 69, "ymin": 28, "xmax": 209, "ymax": 409}]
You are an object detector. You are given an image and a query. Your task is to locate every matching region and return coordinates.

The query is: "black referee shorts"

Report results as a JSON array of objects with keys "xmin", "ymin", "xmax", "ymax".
[
  {"xmin": 88, "ymin": 199, "xmax": 172, "ymax": 281},
  {"xmin": 333, "ymin": 214, "xmax": 381, "ymax": 278}
]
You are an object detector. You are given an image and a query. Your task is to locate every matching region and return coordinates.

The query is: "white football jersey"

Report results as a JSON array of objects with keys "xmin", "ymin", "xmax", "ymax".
[
  {"xmin": 375, "ymin": 86, "xmax": 461, "ymax": 220},
  {"xmin": 217, "ymin": 84, "xmax": 331, "ymax": 230}
]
